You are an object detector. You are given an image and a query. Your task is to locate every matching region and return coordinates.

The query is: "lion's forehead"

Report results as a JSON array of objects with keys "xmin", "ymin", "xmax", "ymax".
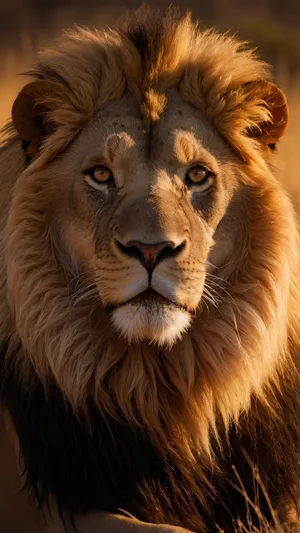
[{"xmin": 78, "ymin": 90, "xmax": 232, "ymax": 172}]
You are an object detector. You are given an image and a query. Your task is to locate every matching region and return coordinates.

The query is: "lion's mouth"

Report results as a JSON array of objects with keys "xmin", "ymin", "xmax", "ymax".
[{"xmin": 106, "ymin": 288, "xmax": 189, "ymax": 313}]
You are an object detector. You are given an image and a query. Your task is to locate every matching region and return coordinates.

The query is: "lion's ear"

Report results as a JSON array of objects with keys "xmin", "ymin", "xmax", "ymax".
[
  {"xmin": 12, "ymin": 81, "xmax": 60, "ymax": 160},
  {"xmin": 243, "ymin": 80, "xmax": 289, "ymax": 149}
]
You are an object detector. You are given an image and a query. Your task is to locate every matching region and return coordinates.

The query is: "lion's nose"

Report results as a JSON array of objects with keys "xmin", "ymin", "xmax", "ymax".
[{"xmin": 115, "ymin": 239, "xmax": 185, "ymax": 273}]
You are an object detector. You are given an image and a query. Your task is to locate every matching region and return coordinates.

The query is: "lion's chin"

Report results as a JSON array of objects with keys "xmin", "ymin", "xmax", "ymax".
[{"xmin": 110, "ymin": 298, "xmax": 191, "ymax": 346}]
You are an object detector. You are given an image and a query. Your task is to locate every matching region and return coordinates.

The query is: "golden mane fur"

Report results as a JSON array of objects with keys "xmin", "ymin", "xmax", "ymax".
[{"xmin": 0, "ymin": 7, "xmax": 299, "ymax": 492}]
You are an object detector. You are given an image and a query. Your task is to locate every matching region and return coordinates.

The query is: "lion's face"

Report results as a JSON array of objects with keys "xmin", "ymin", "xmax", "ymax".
[{"xmin": 47, "ymin": 90, "xmax": 237, "ymax": 346}]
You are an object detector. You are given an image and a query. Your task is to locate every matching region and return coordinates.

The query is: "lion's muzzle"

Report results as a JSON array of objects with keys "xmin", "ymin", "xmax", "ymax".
[{"xmin": 100, "ymin": 190, "xmax": 207, "ymax": 345}]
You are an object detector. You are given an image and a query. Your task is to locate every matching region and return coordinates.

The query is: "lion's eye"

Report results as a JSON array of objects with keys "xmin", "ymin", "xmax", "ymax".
[
  {"xmin": 185, "ymin": 165, "xmax": 215, "ymax": 191},
  {"xmin": 84, "ymin": 165, "xmax": 113, "ymax": 190}
]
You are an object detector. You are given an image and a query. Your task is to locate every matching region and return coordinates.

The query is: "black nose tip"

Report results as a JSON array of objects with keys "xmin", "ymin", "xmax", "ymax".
[{"xmin": 115, "ymin": 239, "xmax": 185, "ymax": 272}]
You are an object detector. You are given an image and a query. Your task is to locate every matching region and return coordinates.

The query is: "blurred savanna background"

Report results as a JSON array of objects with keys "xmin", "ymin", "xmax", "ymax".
[{"xmin": 0, "ymin": 0, "xmax": 300, "ymax": 209}]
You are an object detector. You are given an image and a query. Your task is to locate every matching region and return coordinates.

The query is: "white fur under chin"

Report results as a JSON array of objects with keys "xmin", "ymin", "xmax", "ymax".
[{"xmin": 111, "ymin": 300, "xmax": 191, "ymax": 346}]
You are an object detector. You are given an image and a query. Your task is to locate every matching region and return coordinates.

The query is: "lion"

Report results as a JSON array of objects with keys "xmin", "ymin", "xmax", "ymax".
[{"xmin": 0, "ymin": 5, "xmax": 300, "ymax": 533}]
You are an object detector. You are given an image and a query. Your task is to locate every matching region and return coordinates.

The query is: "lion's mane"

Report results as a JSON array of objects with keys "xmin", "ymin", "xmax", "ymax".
[{"xmin": 0, "ymin": 7, "xmax": 300, "ymax": 532}]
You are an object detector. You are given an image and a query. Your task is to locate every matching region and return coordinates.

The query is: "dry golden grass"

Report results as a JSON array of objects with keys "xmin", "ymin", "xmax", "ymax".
[
  {"xmin": 272, "ymin": 64, "xmax": 300, "ymax": 214},
  {"xmin": 0, "ymin": 34, "xmax": 34, "ymax": 126}
]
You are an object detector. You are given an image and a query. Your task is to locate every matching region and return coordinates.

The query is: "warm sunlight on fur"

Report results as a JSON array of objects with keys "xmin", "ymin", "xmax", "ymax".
[{"xmin": 0, "ymin": 7, "xmax": 300, "ymax": 533}]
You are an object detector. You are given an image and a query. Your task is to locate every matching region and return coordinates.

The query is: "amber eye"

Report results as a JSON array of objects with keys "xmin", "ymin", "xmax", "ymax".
[
  {"xmin": 84, "ymin": 165, "xmax": 114, "ymax": 190},
  {"xmin": 185, "ymin": 165, "xmax": 215, "ymax": 190},
  {"xmin": 89, "ymin": 165, "xmax": 112, "ymax": 182}
]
